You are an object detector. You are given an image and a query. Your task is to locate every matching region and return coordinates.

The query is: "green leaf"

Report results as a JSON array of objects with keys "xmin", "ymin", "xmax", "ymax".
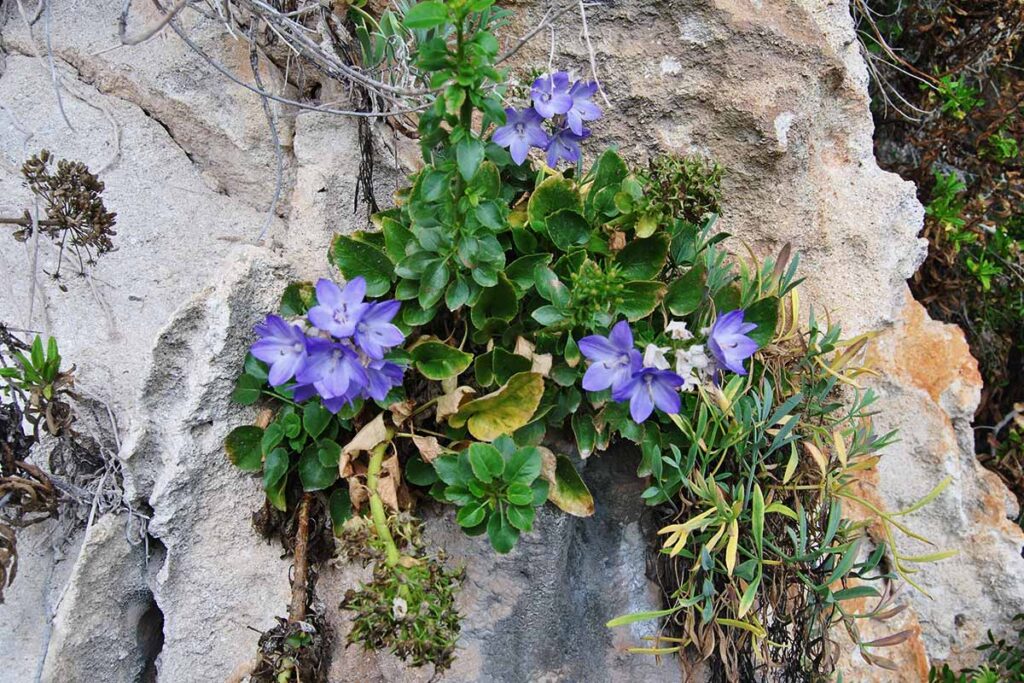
[
  {"xmin": 317, "ymin": 439, "xmax": 342, "ymax": 468},
  {"xmin": 585, "ymin": 149, "xmax": 629, "ymax": 216},
  {"xmin": 403, "ymin": 1, "xmax": 448, "ymax": 29},
  {"xmin": 468, "ymin": 442, "xmax": 505, "ymax": 483},
  {"xmin": 506, "ymin": 504, "xmax": 535, "ymax": 531},
  {"xmin": 244, "ymin": 355, "xmax": 269, "ymax": 382},
  {"xmin": 571, "ymin": 412, "xmax": 597, "ymax": 457},
  {"xmin": 298, "ymin": 446, "xmax": 338, "ymax": 491},
  {"xmin": 752, "ymin": 483, "xmax": 765, "ymax": 559},
  {"xmin": 405, "ymin": 456, "xmax": 439, "ymax": 486},
  {"xmin": 329, "ymin": 489, "xmax": 353, "ymax": 534},
  {"xmin": 833, "ymin": 586, "xmax": 880, "ymax": 602},
  {"xmin": 534, "ymin": 266, "xmax": 570, "ymax": 309},
  {"xmin": 487, "ymin": 505, "xmax": 520, "ymax": 553},
  {"xmin": 329, "ymin": 234, "xmax": 394, "ymax": 296},
  {"xmin": 282, "ymin": 413, "xmax": 302, "ymax": 438},
  {"xmin": 266, "ymin": 473, "xmax": 288, "ymax": 512},
  {"xmin": 545, "ymin": 209, "xmax": 590, "ymax": 251},
  {"xmin": 225, "ymin": 426, "xmax": 264, "ymax": 472},
  {"xmin": 606, "ymin": 606, "xmax": 680, "ymax": 628},
  {"xmin": 445, "ymin": 276, "xmax": 471, "ymax": 310},
  {"xmin": 456, "ymin": 137, "xmax": 485, "ymax": 181},
  {"xmin": 744, "ymin": 297, "xmax": 779, "ymax": 347},
  {"xmin": 506, "ymin": 482, "xmax": 534, "ymax": 506},
  {"xmin": 449, "ymin": 372, "xmax": 545, "ymax": 441},
  {"xmin": 527, "ymin": 176, "xmax": 580, "ymax": 232},
  {"xmin": 457, "ymin": 500, "xmax": 489, "ymax": 528},
  {"xmin": 303, "ymin": 402, "xmax": 331, "ymax": 440},
  {"xmin": 471, "ymin": 274, "xmax": 518, "ymax": 329},
  {"xmin": 433, "ymin": 454, "xmax": 467, "ymax": 486},
  {"xmin": 531, "ymin": 305, "xmax": 566, "ymax": 326},
  {"xmin": 475, "ymin": 202, "xmax": 504, "ymax": 230},
  {"xmin": 490, "ymin": 348, "xmax": 531, "ymax": 386},
  {"xmin": 280, "ymin": 281, "xmax": 317, "ymax": 316},
  {"xmin": 506, "ymin": 254, "xmax": 552, "ymax": 290},
  {"xmin": 419, "ymin": 260, "xmax": 450, "ymax": 309},
  {"xmin": 504, "ymin": 446, "xmax": 541, "ymax": 485},
  {"xmin": 262, "ymin": 447, "xmax": 289, "ymax": 489},
  {"xmin": 381, "ymin": 217, "xmax": 414, "ymax": 263},
  {"xmin": 737, "ymin": 573, "xmax": 761, "ymax": 618},
  {"xmin": 412, "ymin": 340, "xmax": 473, "ymax": 380},
  {"xmin": 261, "ymin": 423, "xmax": 284, "ymax": 455},
  {"xmin": 617, "ymin": 281, "xmax": 666, "ymax": 321},
  {"xmin": 664, "ymin": 264, "xmax": 706, "ymax": 316},
  {"xmin": 615, "ymin": 233, "xmax": 670, "ymax": 280},
  {"xmin": 546, "ymin": 454, "xmax": 594, "ymax": 517},
  {"xmin": 232, "ymin": 374, "xmax": 262, "ymax": 405}
]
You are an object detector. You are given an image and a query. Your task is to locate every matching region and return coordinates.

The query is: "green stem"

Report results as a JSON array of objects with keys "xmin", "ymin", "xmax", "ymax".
[{"xmin": 367, "ymin": 440, "xmax": 400, "ymax": 568}]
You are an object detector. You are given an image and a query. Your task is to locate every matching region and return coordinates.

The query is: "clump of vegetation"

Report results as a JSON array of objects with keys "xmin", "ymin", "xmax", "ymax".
[
  {"xmin": 0, "ymin": 150, "xmax": 117, "ymax": 281},
  {"xmin": 223, "ymin": 1, "xmax": 947, "ymax": 679},
  {"xmin": 929, "ymin": 614, "xmax": 1024, "ymax": 683},
  {"xmin": 855, "ymin": 0, "xmax": 1024, "ymax": 522}
]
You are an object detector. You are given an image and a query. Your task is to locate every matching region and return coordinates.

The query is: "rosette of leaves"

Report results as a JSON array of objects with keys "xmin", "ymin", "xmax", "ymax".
[{"xmin": 426, "ymin": 437, "xmax": 548, "ymax": 553}]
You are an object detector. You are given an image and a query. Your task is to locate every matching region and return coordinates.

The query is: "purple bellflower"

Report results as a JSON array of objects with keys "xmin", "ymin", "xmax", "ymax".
[
  {"xmin": 251, "ymin": 315, "xmax": 308, "ymax": 386},
  {"xmin": 307, "ymin": 277, "xmax": 368, "ymax": 339},
  {"xmin": 530, "ymin": 72, "xmax": 572, "ymax": 119},
  {"xmin": 355, "ymin": 300, "xmax": 404, "ymax": 360},
  {"xmin": 579, "ymin": 320, "xmax": 642, "ymax": 392},
  {"xmin": 296, "ymin": 338, "xmax": 368, "ymax": 401},
  {"xmin": 364, "ymin": 359, "xmax": 405, "ymax": 401},
  {"xmin": 707, "ymin": 309, "xmax": 759, "ymax": 375},
  {"xmin": 546, "ymin": 125, "xmax": 590, "ymax": 167},
  {"xmin": 566, "ymin": 81, "xmax": 602, "ymax": 136},
  {"xmin": 613, "ymin": 367, "xmax": 685, "ymax": 423},
  {"xmin": 492, "ymin": 107, "xmax": 550, "ymax": 165}
]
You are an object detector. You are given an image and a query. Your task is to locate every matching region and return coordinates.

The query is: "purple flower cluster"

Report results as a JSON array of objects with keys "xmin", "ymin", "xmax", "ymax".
[
  {"xmin": 492, "ymin": 71, "xmax": 602, "ymax": 167},
  {"xmin": 579, "ymin": 311, "xmax": 758, "ymax": 423},
  {"xmin": 251, "ymin": 277, "xmax": 406, "ymax": 413}
]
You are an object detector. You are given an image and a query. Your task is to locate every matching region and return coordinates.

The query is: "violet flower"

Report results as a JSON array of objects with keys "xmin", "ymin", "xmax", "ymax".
[
  {"xmin": 530, "ymin": 72, "xmax": 572, "ymax": 119},
  {"xmin": 492, "ymin": 107, "xmax": 550, "ymax": 165},
  {"xmin": 579, "ymin": 320, "xmax": 642, "ymax": 392},
  {"xmin": 296, "ymin": 338, "xmax": 368, "ymax": 400},
  {"xmin": 364, "ymin": 359, "xmax": 405, "ymax": 401},
  {"xmin": 707, "ymin": 309, "xmax": 758, "ymax": 375},
  {"xmin": 251, "ymin": 315, "xmax": 308, "ymax": 386},
  {"xmin": 612, "ymin": 367, "xmax": 685, "ymax": 423},
  {"xmin": 354, "ymin": 300, "xmax": 404, "ymax": 360},
  {"xmin": 307, "ymin": 277, "xmax": 368, "ymax": 339},
  {"xmin": 566, "ymin": 81, "xmax": 602, "ymax": 136},
  {"xmin": 546, "ymin": 125, "xmax": 589, "ymax": 167}
]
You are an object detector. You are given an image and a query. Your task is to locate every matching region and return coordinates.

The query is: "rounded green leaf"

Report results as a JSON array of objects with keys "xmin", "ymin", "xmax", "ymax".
[
  {"xmin": 744, "ymin": 297, "xmax": 780, "ymax": 347},
  {"xmin": 534, "ymin": 267, "xmax": 570, "ymax": 308},
  {"xmin": 506, "ymin": 504, "xmax": 536, "ymax": 532},
  {"xmin": 505, "ymin": 446, "xmax": 541, "ymax": 485},
  {"xmin": 317, "ymin": 439, "xmax": 342, "ymax": 468},
  {"xmin": 280, "ymin": 281, "xmax": 317, "ymax": 316},
  {"xmin": 617, "ymin": 281, "xmax": 666, "ymax": 321},
  {"xmin": 298, "ymin": 447, "xmax": 338, "ymax": 491},
  {"xmin": 412, "ymin": 340, "xmax": 473, "ymax": 380},
  {"xmin": 457, "ymin": 500, "xmax": 489, "ymax": 528},
  {"xmin": 468, "ymin": 442, "xmax": 505, "ymax": 483},
  {"xmin": 303, "ymin": 402, "xmax": 331, "ymax": 440},
  {"xmin": 470, "ymin": 274, "xmax": 518, "ymax": 329},
  {"xmin": 545, "ymin": 209, "xmax": 590, "ymax": 251},
  {"xmin": 329, "ymin": 234, "xmax": 394, "ymax": 297},
  {"xmin": 419, "ymin": 260, "xmax": 450, "ymax": 309},
  {"xmin": 263, "ymin": 447, "xmax": 289, "ymax": 489},
  {"xmin": 225, "ymin": 426, "xmax": 264, "ymax": 471},
  {"xmin": 434, "ymin": 454, "xmax": 468, "ymax": 486},
  {"xmin": 403, "ymin": 0, "xmax": 448, "ymax": 28},
  {"xmin": 487, "ymin": 505, "xmax": 520, "ymax": 554},
  {"xmin": 506, "ymin": 482, "xmax": 534, "ymax": 506},
  {"xmin": 448, "ymin": 372, "xmax": 545, "ymax": 442},
  {"xmin": 405, "ymin": 456, "xmax": 439, "ymax": 486},
  {"xmin": 665, "ymin": 264, "xmax": 706, "ymax": 316},
  {"xmin": 531, "ymin": 305, "xmax": 566, "ymax": 327},
  {"xmin": 261, "ymin": 423, "xmax": 284, "ymax": 455},
  {"xmin": 456, "ymin": 137, "xmax": 485, "ymax": 182},
  {"xmin": 506, "ymin": 253, "xmax": 552, "ymax": 290},
  {"xmin": 527, "ymin": 176, "xmax": 580, "ymax": 232},
  {"xmin": 615, "ymin": 233, "xmax": 670, "ymax": 281},
  {"xmin": 232, "ymin": 374, "xmax": 262, "ymax": 406}
]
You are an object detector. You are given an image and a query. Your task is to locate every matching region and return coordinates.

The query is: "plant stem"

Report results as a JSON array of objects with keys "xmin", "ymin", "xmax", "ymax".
[
  {"xmin": 367, "ymin": 441, "xmax": 400, "ymax": 568},
  {"xmin": 0, "ymin": 216, "xmax": 60, "ymax": 227},
  {"xmin": 288, "ymin": 492, "xmax": 313, "ymax": 623}
]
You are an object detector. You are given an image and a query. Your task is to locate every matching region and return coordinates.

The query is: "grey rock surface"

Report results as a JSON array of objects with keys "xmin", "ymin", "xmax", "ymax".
[{"xmin": 0, "ymin": 0, "xmax": 1020, "ymax": 681}]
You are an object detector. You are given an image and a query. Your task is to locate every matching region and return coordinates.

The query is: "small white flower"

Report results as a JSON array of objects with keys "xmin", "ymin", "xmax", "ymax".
[
  {"xmin": 665, "ymin": 320, "xmax": 693, "ymax": 341},
  {"xmin": 675, "ymin": 345, "xmax": 711, "ymax": 391},
  {"xmin": 643, "ymin": 343, "xmax": 671, "ymax": 370},
  {"xmin": 392, "ymin": 596, "xmax": 408, "ymax": 621}
]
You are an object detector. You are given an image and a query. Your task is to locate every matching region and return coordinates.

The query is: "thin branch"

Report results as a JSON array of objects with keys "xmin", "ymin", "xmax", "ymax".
[{"xmin": 118, "ymin": 0, "xmax": 189, "ymax": 46}]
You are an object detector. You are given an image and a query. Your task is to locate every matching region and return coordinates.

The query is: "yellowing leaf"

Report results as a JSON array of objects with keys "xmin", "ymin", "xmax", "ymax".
[
  {"xmin": 803, "ymin": 441, "xmax": 828, "ymax": 478},
  {"xmin": 539, "ymin": 449, "xmax": 595, "ymax": 517},
  {"xmin": 448, "ymin": 372, "xmax": 544, "ymax": 441},
  {"xmin": 436, "ymin": 386, "xmax": 477, "ymax": 422},
  {"xmin": 833, "ymin": 429, "xmax": 847, "ymax": 468},
  {"xmin": 726, "ymin": 519, "xmax": 739, "ymax": 576}
]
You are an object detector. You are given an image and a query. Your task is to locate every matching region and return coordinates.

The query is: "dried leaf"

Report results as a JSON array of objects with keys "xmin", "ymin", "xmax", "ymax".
[
  {"xmin": 436, "ymin": 386, "xmax": 476, "ymax": 422},
  {"xmin": 530, "ymin": 353, "xmax": 553, "ymax": 376},
  {"xmin": 389, "ymin": 399, "xmax": 416, "ymax": 426},
  {"xmin": 411, "ymin": 434, "xmax": 445, "ymax": 463},
  {"xmin": 340, "ymin": 414, "xmax": 389, "ymax": 477}
]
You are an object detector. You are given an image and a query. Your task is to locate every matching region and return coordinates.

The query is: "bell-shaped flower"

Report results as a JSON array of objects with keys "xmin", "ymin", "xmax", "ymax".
[
  {"xmin": 354, "ymin": 300, "xmax": 404, "ymax": 360},
  {"xmin": 492, "ymin": 107, "xmax": 549, "ymax": 165},
  {"xmin": 579, "ymin": 320, "xmax": 642, "ymax": 392},
  {"xmin": 566, "ymin": 81, "xmax": 602, "ymax": 135},
  {"xmin": 642, "ymin": 343, "xmax": 671, "ymax": 370},
  {"xmin": 296, "ymin": 338, "xmax": 367, "ymax": 400},
  {"xmin": 364, "ymin": 359, "xmax": 405, "ymax": 401},
  {"xmin": 612, "ymin": 367, "xmax": 685, "ymax": 423},
  {"xmin": 707, "ymin": 310, "xmax": 758, "ymax": 375},
  {"xmin": 545, "ymin": 125, "xmax": 589, "ymax": 167},
  {"xmin": 251, "ymin": 315, "xmax": 309, "ymax": 386},
  {"xmin": 307, "ymin": 277, "xmax": 368, "ymax": 339},
  {"xmin": 530, "ymin": 72, "xmax": 573, "ymax": 119}
]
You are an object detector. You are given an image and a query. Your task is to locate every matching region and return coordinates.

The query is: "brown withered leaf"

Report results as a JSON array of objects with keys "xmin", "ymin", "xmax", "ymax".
[
  {"xmin": 530, "ymin": 353, "xmax": 553, "ymax": 377},
  {"xmin": 340, "ymin": 414, "xmax": 389, "ymax": 477},
  {"xmin": 436, "ymin": 386, "xmax": 476, "ymax": 422},
  {"xmin": 411, "ymin": 434, "xmax": 445, "ymax": 463},
  {"xmin": 513, "ymin": 336, "xmax": 535, "ymax": 358},
  {"xmin": 609, "ymin": 230, "xmax": 626, "ymax": 252},
  {"xmin": 388, "ymin": 399, "xmax": 416, "ymax": 427}
]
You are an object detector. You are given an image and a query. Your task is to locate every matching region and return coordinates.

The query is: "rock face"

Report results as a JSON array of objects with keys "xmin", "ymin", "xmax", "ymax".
[{"xmin": 0, "ymin": 1, "xmax": 1021, "ymax": 682}]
